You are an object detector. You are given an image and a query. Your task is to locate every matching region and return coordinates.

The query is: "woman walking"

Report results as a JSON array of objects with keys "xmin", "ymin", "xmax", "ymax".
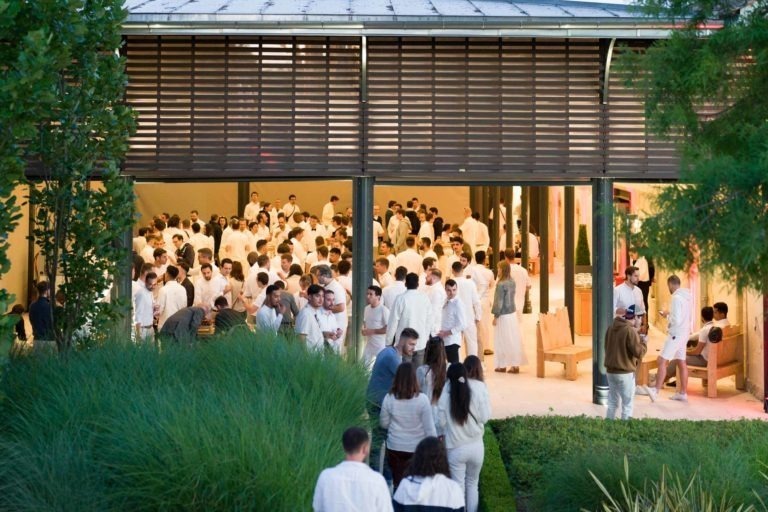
[
  {"xmin": 393, "ymin": 436, "xmax": 465, "ymax": 511},
  {"xmin": 491, "ymin": 260, "xmax": 527, "ymax": 373},
  {"xmin": 437, "ymin": 363, "xmax": 491, "ymax": 512},
  {"xmin": 380, "ymin": 362, "xmax": 437, "ymax": 489}
]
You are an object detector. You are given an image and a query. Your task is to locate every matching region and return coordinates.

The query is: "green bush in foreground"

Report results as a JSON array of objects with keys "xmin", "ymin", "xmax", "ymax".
[
  {"xmin": 480, "ymin": 426, "xmax": 516, "ymax": 511},
  {"xmin": 0, "ymin": 331, "xmax": 369, "ymax": 511},
  {"xmin": 492, "ymin": 416, "xmax": 768, "ymax": 511}
]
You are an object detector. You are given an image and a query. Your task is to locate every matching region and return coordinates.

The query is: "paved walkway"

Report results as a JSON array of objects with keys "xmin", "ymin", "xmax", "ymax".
[{"xmin": 483, "ymin": 278, "xmax": 766, "ymax": 421}]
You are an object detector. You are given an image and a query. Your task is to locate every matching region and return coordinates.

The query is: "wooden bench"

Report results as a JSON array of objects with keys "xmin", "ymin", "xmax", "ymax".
[
  {"xmin": 636, "ymin": 353, "xmax": 658, "ymax": 386},
  {"xmin": 536, "ymin": 308, "xmax": 592, "ymax": 380},
  {"xmin": 688, "ymin": 325, "xmax": 745, "ymax": 398}
]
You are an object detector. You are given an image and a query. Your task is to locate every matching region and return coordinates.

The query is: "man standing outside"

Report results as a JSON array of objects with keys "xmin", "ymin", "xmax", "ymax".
[
  {"xmin": 134, "ymin": 272, "xmax": 158, "ymax": 342},
  {"xmin": 613, "ymin": 266, "xmax": 646, "ymax": 330},
  {"xmin": 362, "ymin": 286, "xmax": 389, "ymax": 365},
  {"xmin": 438, "ymin": 279, "xmax": 467, "ymax": 363},
  {"xmin": 295, "ymin": 284, "xmax": 326, "ymax": 350},
  {"xmin": 29, "ymin": 281, "xmax": 54, "ymax": 345},
  {"xmin": 385, "ymin": 273, "xmax": 433, "ymax": 366},
  {"xmin": 243, "ymin": 191, "xmax": 261, "ymax": 222},
  {"xmin": 451, "ymin": 261, "xmax": 482, "ymax": 357},
  {"xmin": 605, "ymin": 307, "xmax": 647, "ymax": 420},
  {"xmin": 255, "ymin": 284, "xmax": 286, "ymax": 334},
  {"xmin": 312, "ymin": 427, "xmax": 393, "ymax": 512},
  {"xmin": 317, "ymin": 265, "xmax": 348, "ymax": 346},
  {"xmin": 648, "ymin": 275, "xmax": 692, "ymax": 402},
  {"xmin": 321, "ymin": 195, "xmax": 339, "ymax": 228}
]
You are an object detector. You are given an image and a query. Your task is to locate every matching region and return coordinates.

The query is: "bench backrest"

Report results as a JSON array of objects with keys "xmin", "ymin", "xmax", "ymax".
[
  {"xmin": 537, "ymin": 308, "xmax": 573, "ymax": 351},
  {"xmin": 710, "ymin": 325, "xmax": 742, "ymax": 367}
]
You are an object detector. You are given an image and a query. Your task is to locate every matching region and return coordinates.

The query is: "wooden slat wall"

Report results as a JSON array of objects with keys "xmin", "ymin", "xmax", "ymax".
[
  {"xmin": 122, "ymin": 35, "xmax": 679, "ymax": 181},
  {"xmin": 124, "ymin": 36, "xmax": 361, "ymax": 178}
]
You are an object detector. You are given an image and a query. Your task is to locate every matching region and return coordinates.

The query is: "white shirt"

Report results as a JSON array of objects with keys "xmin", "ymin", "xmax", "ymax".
[
  {"xmin": 380, "ymin": 393, "xmax": 437, "ymax": 452},
  {"xmin": 255, "ymin": 305, "xmax": 283, "ymax": 333},
  {"xmin": 459, "ymin": 216, "xmax": 479, "ymax": 250},
  {"xmin": 282, "ymin": 202, "xmax": 301, "ymax": 225},
  {"xmin": 509, "ymin": 263, "xmax": 531, "ymax": 316},
  {"xmin": 455, "ymin": 275, "xmax": 482, "ymax": 323},
  {"xmin": 437, "ymin": 379, "xmax": 491, "ymax": 449},
  {"xmin": 133, "ymin": 285, "xmax": 154, "ymax": 327},
  {"xmin": 272, "ymin": 226, "xmax": 290, "ymax": 245},
  {"xmin": 667, "ymin": 287, "xmax": 692, "ymax": 336},
  {"xmin": 156, "ymin": 280, "xmax": 188, "ymax": 329},
  {"xmin": 243, "ymin": 201, "xmax": 261, "ymax": 222},
  {"xmin": 295, "ymin": 305, "xmax": 324, "ymax": 350},
  {"xmin": 321, "ymin": 202, "xmax": 336, "ymax": 227},
  {"xmin": 613, "ymin": 282, "xmax": 646, "ymax": 317},
  {"xmin": 140, "ymin": 244, "xmax": 156, "ymax": 264},
  {"xmin": 424, "ymin": 282, "xmax": 447, "ymax": 335},
  {"xmin": 189, "ymin": 233, "xmax": 213, "ymax": 257},
  {"xmin": 312, "ymin": 461, "xmax": 393, "ymax": 512},
  {"xmin": 475, "ymin": 221, "xmax": 490, "ymax": 251},
  {"xmin": 194, "ymin": 274, "xmax": 227, "ymax": 308},
  {"xmin": 323, "ymin": 279, "xmax": 348, "ymax": 331},
  {"xmin": 417, "ymin": 221, "xmax": 435, "ymax": 243},
  {"xmin": 226, "ymin": 230, "xmax": 252, "ymax": 264},
  {"xmin": 291, "ymin": 237, "xmax": 307, "ymax": 265},
  {"xmin": 372, "ymin": 220, "xmax": 385, "ymax": 247},
  {"xmin": 386, "ymin": 289, "xmax": 434, "ymax": 351},
  {"xmin": 382, "ymin": 281, "xmax": 406, "ymax": 310},
  {"xmin": 633, "ymin": 256, "xmax": 650, "ymax": 282},
  {"xmin": 441, "ymin": 297, "xmax": 467, "ymax": 347},
  {"xmin": 305, "ymin": 224, "xmax": 327, "ymax": 251},
  {"xmin": 377, "ymin": 271, "xmax": 394, "ymax": 289},
  {"xmin": 395, "ymin": 249, "xmax": 423, "ymax": 276},
  {"xmin": 469, "ymin": 263, "xmax": 495, "ymax": 302},
  {"xmin": 363, "ymin": 303, "xmax": 390, "ymax": 357}
]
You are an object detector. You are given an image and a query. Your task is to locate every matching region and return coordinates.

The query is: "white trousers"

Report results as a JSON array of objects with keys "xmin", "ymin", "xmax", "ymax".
[
  {"xmin": 463, "ymin": 321, "xmax": 478, "ymax": 358},
  {"xmin": 606, "ymin": 372, "xmax": 636, "ymax": 420},
  {"xmin": 448, "ymin": 439, "xmax": 484, "ymax": 512}
]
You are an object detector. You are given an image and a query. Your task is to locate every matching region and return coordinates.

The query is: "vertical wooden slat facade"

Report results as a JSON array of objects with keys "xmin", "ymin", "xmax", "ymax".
[{"xmin": 122, "ymin": 35, "xmax": 679, "ymax": 181}]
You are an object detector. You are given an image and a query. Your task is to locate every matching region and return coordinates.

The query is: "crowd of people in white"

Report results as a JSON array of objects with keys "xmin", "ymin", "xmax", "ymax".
[{"xmin": 131, "ymin": 191, "xmax": 538, "ymax": 371}]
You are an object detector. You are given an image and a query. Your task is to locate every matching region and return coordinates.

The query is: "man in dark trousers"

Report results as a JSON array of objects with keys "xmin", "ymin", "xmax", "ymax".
[
  {"xmin": 604, "ymin": 306, "xmax": 647, "ymax": 420},
  {"xmin": 29, "ymin": 281, "xmax": 54, "ymax": 345}
]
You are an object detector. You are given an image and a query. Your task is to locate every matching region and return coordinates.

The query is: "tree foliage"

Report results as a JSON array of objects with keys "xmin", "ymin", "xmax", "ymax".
[
  {"xmin": 624, "ymin": 0, "xmax": 768, "ymax": 292},
  {"xmin": 0, "ymin": 0, "xmax": 136, "ymax": 350}
]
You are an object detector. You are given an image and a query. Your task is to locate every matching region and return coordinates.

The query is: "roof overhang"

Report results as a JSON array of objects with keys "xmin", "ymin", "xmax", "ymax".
[{"xmin": 123, "ymin": 15, "xmax": 696, "ymax": 38}]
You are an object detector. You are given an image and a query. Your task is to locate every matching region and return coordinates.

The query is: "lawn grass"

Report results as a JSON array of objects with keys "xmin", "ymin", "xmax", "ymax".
[
  {"xmin": 0, "ymin": 331, "xmax": 369, "ymax": 511},
  {"xmin": 492, "ymin": 415, "xmax": 768, "ymax": 511}
]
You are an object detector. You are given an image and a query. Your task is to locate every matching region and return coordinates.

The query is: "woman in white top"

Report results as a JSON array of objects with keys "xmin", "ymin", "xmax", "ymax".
[
  {"xmin": 437, "ymin": 363, "xmax": 492, "ymax": 512},
  {"xmin": 393, "ymin": 436, "xmax": 465, "ymax": 512},
  {"xmin": 380, "ymin": 362, "xmax": 437, "ymax": 490},
  {"xmin": 417, "ymin": 336, "xmax": 448, "ymax": 406}
]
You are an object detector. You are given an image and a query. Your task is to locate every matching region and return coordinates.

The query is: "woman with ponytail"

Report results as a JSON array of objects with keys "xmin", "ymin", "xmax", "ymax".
[{"xmin": 437, "ymin": 363, "xmax": 491, "ymax": 512}]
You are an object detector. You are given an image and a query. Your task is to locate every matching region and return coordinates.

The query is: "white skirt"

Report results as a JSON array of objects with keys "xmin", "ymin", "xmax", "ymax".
[{"xmin": 493, "ymin": 312, "xmax": 527, "ymax": 368}]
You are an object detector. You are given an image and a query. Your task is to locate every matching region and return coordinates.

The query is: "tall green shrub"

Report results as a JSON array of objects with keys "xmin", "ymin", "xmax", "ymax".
[
  {"xmin": 576, "ymin": 224, "xmax": 591, "ymax": 266},
  {"xmin": 1, "ymin": 0, "xmax": 136, "ymax": 350},
  {"xmin": 0, "ymin": 332, "xmax": 369, "ymax": 511}
]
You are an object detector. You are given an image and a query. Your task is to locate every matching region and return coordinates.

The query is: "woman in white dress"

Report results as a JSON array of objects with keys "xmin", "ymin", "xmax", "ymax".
[{"xmin": 491, "ymin": 260, "xmax": 527, "ymax": 373}]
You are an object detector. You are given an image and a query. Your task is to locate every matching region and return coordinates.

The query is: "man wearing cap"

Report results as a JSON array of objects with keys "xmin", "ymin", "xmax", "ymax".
[{"xmin": 604, "ymin": 306, "xmax": 647, "ymax": 420}]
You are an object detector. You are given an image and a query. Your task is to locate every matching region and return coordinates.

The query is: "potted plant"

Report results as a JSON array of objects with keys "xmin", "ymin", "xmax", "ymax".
[{"xmin": 575, "ymin": 224, "xmax": 591, "ymax": 274}]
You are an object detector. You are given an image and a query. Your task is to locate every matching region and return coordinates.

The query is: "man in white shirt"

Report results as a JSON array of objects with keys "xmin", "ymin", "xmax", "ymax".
[
  {"xmin": 317, "ymin": 265, "xmax": 348, "ymax": 346},
  {"xmin": 141, "ymin": 235, "xmax": 163, "ymax": 264},
  {"xmin": 362, "ymin": 285, "xmax": 389, "ymax": 366},
  {"xmin": 372, "ymin": 218, "xmax": 385, "ymax": 249},
  {"xmin": 156, "ymin": 266, "xmax": 188, "ymax": 330},
  {"xmin": 395, "ymin": 236, "xmax": 422, "ymax": 275},
  {"xmin": 385, "ymin": 273, "xmax": 433, "ymax": 366},
  {"xmin": 289, "ymin": 228, "xmax": 307, "ymax": 266},
  {"xmin": 305, "ymin": 216, "xmax": 327, "ymax": 252},
  {"xmin": 151, "ymin": 248, "xmax": 169, "ymax": 282},
  {"xmin": 439, "ymin": 278, "xmax": 467, "ymax": 364},
  {"xmin": 272, "ymin": 214, "xmax": 290, "ymax": 245},
  {"xmin": 382, "ymin": 266, "xmax": 407, "ymax": 310},
  {"xmin": 451, "ymin": 261, "xmax": 482, "ymax": 357},
  {"xmin": 194, "ymin": 264, "xmax": 227, "ymax": 312},
  {"xmin": 282, "ymin": 194, "xmax": 301, "ymax": 226},
  {"xmin": 295, "ymin": 284, "xmax": 326, "ymax": 351},
  {"xmin": 225, "ymin": 218, "xmax": 252, "ymax": 271},
  {"xmin": 255, "ymin": 284, "xmax": 285, "ymax": 333},
  {"xmin": 471, "ymin": 251, "xmax": 496, "ymax": 357},
  {"xmin": 648, "ymin": 274, "xmax": 692, "ymax": 403},
  {"xmin": 133, "ymin": 272, "xmax": 157, "ymax": 342},
  {"xmin": 321, "ymin": 195, "xmax": 338, "ymax": 227},
  {"xmin": 417, "ymin": 211, "xmax": 434, "ymax": 243},
  {"xmin": 243, "ymin": 191, "xmax": 261, "ymax": 222},
  {"xmin": 713, "ymin": 302, "xmax": 730, "ymax": 328},
  {"xmin": 423, "ymin": 268, "xmax": 446, "ymax": 336},
  {"xmin": 459, "ymin": 207, "xmax": 479, "ymax": 252},
  {"xmin": 189, "ymin": 209, "xmax": 206, "ymax": 229},
  {"xmin": 613, "ymin": 266, "xmax": 646, "ymax": 330},
  {"xmin": 374, "ymin": 258, "xmax": 394, "ymax": 289},
  {"xmin": 473, "ymin": 212, "xmax": 491, "ymax": 252},
  {"xmin": 505, "ymin": 248, "xmax": 531, "ymax": 324},
  {"xmin": 319, "ymin": 289, "xmax": 343, "ymax": 353},
  {"xmin": 419, "ymin": 238, "xmax": 437, "ymax": 262},
  {"xmin": 312, "ymin": 427, "xmax": 393, "ymax": 512},
  {"xmin": 378, "ymin": 241, "xmax": 397, "ymax": 270},
  {"xmin": 187, "ymin": 223, "xmax": 213, "ymax": 261}
]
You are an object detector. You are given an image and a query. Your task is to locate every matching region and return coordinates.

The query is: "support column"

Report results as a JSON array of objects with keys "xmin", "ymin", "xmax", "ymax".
[
  {"xmin": 521, "ymin": 186, "xmax": 532, "ymax": 314},
  {"xmin": 351, "ymin": 176, "xmax": 375, "ymax": 361},
  {"xmin": 539, "ymin": 186, "xmax": 549, "ymax": 313},
  {"xmin": 504, "ymin": 187, "xmax": 514, "ymax": 252},
  {"xmin": 592, "ymin": 178, "xmax": 613, "ymax": 405},
  {"xmin": 117, "ymin": 176, "xmax": 135, "ymax": 336},
  {"xmin": 237, "ymin": 182, "xmax": 250, "ymax": 219},
  {"xmin": 565, "ymin": 186, "xmax": 575, "ymax": 341},
  {"xmin": 490, "ymin": 187, "xmax": 500, "ymax": 269}
]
